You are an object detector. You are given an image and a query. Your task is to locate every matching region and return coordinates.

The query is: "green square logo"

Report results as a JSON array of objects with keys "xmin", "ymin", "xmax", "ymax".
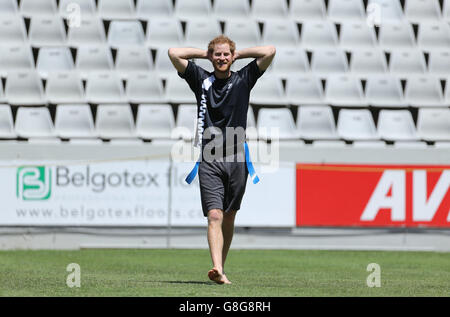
[{"xmin": 16, "ymin": 166, "xmax": 51, "ymax": 201}]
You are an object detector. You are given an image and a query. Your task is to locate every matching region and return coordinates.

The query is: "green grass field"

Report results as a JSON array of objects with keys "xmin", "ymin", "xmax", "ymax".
[{"xmin": 0, "ymin": 249, "xmax": 449, "ymax": 297}]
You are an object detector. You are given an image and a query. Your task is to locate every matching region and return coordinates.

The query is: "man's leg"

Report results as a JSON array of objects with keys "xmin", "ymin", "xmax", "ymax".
[
  {"xmin": 222, "ymin": 210, "xmax": 237, "ymax": 274},
  {"xmin": 207, "ymin": 208, "xmax": 230, "ymax": 284}
]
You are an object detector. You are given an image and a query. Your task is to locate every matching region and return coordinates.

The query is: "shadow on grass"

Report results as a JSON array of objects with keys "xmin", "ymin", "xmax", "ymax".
[{"xmin": 144, "ymin": 280, "xmax": 213, "ymax": 286}]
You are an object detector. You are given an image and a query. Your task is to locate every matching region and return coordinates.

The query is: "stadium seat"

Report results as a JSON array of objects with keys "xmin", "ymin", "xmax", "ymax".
[
  {"xmin": 125, "ymin": 72, "xmax": 166, "ymax": 104},
  {"xmin": 15, "ymin": 107, "xmax": 55, "ymax": 138},
  {"xmin": 231, "ymin": 58, "xmax": 254, "ymax": 72},
  {"xmin": 107, "ymin": 21, "xmax": 145, "ymax": 48},
  {"xmin": 59, "ymin": 0, "xmax": 97, "ymax": 18},
  {"xmin": 27, "ymin": 137, "xmax": 61, "ymax": 144},
  {"xmin": 300, "ymin": 21, "xmax": 339, "ymax": 49},
  {"xmin": 378, "ymin": 22, "xmax": 416, "ymax": 50},
  {"xmin": 297, "ymin": 105, "xmax": 339, "ymax": 140},
  {"xmin": 365, "ymin": 75, "xmax": 406, "ymax": 107},
  {"xmin": 393, "ymin": 141, "xmax": 428, "ymax": 148},
  {"xmin": 29, "ymin": 16, "xmax": 66, "ymax": 47},
  {"xmin": 249, "ymin": 75, "xmax": 286, "ymax": 105},
  {"xmin": 69, "ymin": 138, "xmax": 103, "ymax": 145},
  {"xmin": 146, "ymin": 18, "xmax": 184, "ymax": 49},
  {"xmin": 434, "ymin": 141, "xmax": 450, "ymax": 148},
  {"xmin": 417, "ymin": 108, "xmax": 450, "ymax": 141},
  {"xmin": 389, "ymin": 49, "xmax": 427, "ymax": 76},
  {"xmin": 286, "ymin": 75, "xmax": 325, "ymax": 105},
  {"xmin": 328, "ymin": 0, "xmax": 366, "ymax": 22},
  {"xmin": 20, "ymin": 0, "xmax": 57, "ymax": 17},
  {"xmin": 246, "ymin": 105, "xmax": 258, "ymax": 140},
  {"xmin": 350, "ymin": 49, "xmax": 388, "ymax": 74},
  {"xmin": 184, "ymin": 19, "xmax": 222, "ymax": 48},
  {"xmin": 0, "ymin": 45, "xmax": 34, "ymax": 77},
  {"xmin": 0, "ymin": 0, "xmax": 18, "ymax": 16},
  {"xmin": 289, "ymin": 0, "xmax": 326, "ymax": 21},
  {"xmin": 417, "ymin": 22, "xmax": 450, "ymax": 50},
  {"xmin": 223, "ymin": 19, "xmax": 260, "ymax": 48},
  {"xmin": 136, "ymin": 104, "xmax": 175, "ymax": 139},
  {"xmin": 404, "ymin": 76, "xmax": 445, "ymax": 107},
  {"xmin": 109, "ymin": 138, "xmax": 144, "ymax": 145},
  {"xmin": 445, "ymin": 76, "xmax": 450, "ymax": 104},
  {"xmin": 115, "ymin": 46, "xmax": 153, "ymax": 78},
  {"xmin": 261, "ymin": 19, "xmax": 300, "ymax": 47},
  {"xmin": 0, "ymin": 16, "xmax": 27, "ymax": 45},
  {"xmin": 85, "ymin": 72, "xmax": 127, "ymax": 104},
  {"xmin": 154, "ymin": 47, "xmax": 178, "ymax": 78},
  {"xmin": 213, "ymin": 0, "xmax": 250, "ymax": 19},
  {"xmin": 337, "ymin": 109, "xmax": 379, "ymax": 140},
  {"xmin": 270, "ymin": 48, "xmax": 309, "ymax": 78},
  {"xmin": 193, "ymin": 59, "xmax": 214, "ymax": 73},
  {"xmin": 256, "ymin": 108, "xmax": 299, "ymax": 140},
  {"xmin": 367, "ymin": 0, "xmax": 405, "ymax": 23},
  {"xmin": 352, "ymin": 141, "xmax": 387, "ymax": 148},
  {"xmin": 405, "ymin": 0, "xmax": 441, "ymax": 23},
  {"xmin": 54, "ymin": 104, "xmax": 97, "ymax": 138},
  {"xmin": 36, "ymin": 47, "xmax": 74, "ymax": 78},
  {"xmin": 312, "ymin": 140, "xmax": 347, "ymax": 148},
  {"xmin": 339, "ymin": 22, "xmax": 378, "ymax": 50},
  {"xmin": 429, "ymin": 51, "xmax": 450, "ymax": 78},
  {"xmin": 67, "ymin": 18, "xmax": 106, "ymax": 47},
  {"xmin": 377, "ymin": 110, "xmax": 418, "ymax": 141},
  {"xmin": 97, "ymin": 0, "xmax": 135, "ymax": 19},
  {"xmin": 165, "ymin": 74, "xmax": 196, "ymax": 104},
  {"xmin": 0, "ymin": 104, "xmax": 16, "ymax": 139},
  {"xmin": 95, "ymin": 104, "xmax": 136, "ymax": 139},
  {"xmin": 174, "ymin": 104, "xmax": 197, "ymax": 140},
  {"xmin": 46, "ymin": 71, "xmax": 86, "ymax": 104},
  {"xmin": 5, "ymin": 71, "xmax": 46, "ymax": 105},
  {"xmin": 0, "ymin": 81, "xmax": 5, "ymax": 103},
  {"xmin": 75, "ymin": 45, "xmax": 114, "ymax": 79},
  {"xmin": 325, "ymin": 75, "xmax": 366, "ymax": 106},
  {"xmin": 136, "ymin": 0, "xmax": 173, "ymax": 19},
  {"xmin": 444, "ymin": 0, "xmax": 450, "ymax": 21},
  {"xmin": 174, "ymin": 0, "xmax": 211, "ymax": 20},
  {"xmin": 251, "ymin": 0, "xmax": 288, "ymax": 20},
  {"xmin": 310, "ymin": 48, "xmax": 348, "ymax": 77}
]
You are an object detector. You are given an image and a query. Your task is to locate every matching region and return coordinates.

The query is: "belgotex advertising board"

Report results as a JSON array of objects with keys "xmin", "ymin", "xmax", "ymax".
[
  {"xmin": 1, "ymin": 160, "xmax": 295, "ymax": 227},
  {"xmin": 297, "ymin": 164, "xmax": 450, "ymax": 228}
]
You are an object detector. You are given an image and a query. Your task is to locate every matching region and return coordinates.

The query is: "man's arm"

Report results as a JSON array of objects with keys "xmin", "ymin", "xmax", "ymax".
[
  {"xmin": 234, "ymin": 46, "xmax": 276, "ymax": 72},
  {"xmin": 167, "ymin": 47, "xmax": 208, "ymax": 74}
]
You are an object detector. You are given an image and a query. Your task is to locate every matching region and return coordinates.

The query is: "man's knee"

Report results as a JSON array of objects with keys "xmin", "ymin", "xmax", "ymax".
[{"xmin": 208, "ymin": 209, "xmax": 223, "ymax": 223}]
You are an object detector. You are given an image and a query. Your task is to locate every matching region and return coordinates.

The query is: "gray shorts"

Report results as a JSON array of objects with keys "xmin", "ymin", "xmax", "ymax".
[{"xmin": 198, "ymin": 152, "xmax": 249, "ymax": 217}]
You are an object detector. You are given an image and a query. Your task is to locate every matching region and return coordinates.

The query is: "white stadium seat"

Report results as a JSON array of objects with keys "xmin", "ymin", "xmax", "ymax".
[
  {"xmin": 350, "ymin": 49, "xmax": 388, "ymax": 74},
  {"xmin": 193, "ymin": 59, "xmax": 214, "ymax": 73},
  {"xmin": 404, "ymin": 76, "xmax": 445, "ymax": 107},
  {"xmin": 109, "ymin": 138, "xmax": 143, "ymax": 145},
  {"xmin": 312, "ymin": 140, "xmax": 347, "ymax": 148},
  {"xmin": 108, "ymin": 21, "xmax": 145, "ymax": 48},
  {"xmin": 377, "ymin": 110, "xmax": 418, "ymax": 141},
  {"xmin": 165, "ymin": 74, "xmax": 196, "ymax": 104},
  {"xmin": 174, "ymin": 0, "xmax": 211, "ymax": 20},
  {"xmin": 15, "ymin": 107, "xmax": 55, "ymax": 138},
  {"xmin": 29, "ymin": 16, "xmax": 66, "ymax": 47},
  {"xmin": 417, "ymin": 22, "xmax": 450, "ymax": 50},
  {"xmin": 389, "ymin": 49, "xmax": 427, "ymax": 76},
  {"xmin": 367, "ymin": 0, "xmax": 405, "ymax": 23},
  {"xmin": 325, "ymin": 75, "xmax": 366, "ymax": 106},
  {"xmin": 297, "ymin": 105, "xmax": 339, "ymax": 140},
  {"xmin": 174, "ymin": 104, "xmax": 197, "ymax": 140},
  {"xmin": 115, "ymin": 46, "xmax": 153, "ymax": 78},
  {"xmin": 0, "ymin": 0, "xmax": 18, "ymax": 16},
  {"xmin": 0, "ymin": 45, "xmax": 34, "ymax": 77},
  {"xmin": 213, "ymin": 0, "xmax": 250, "ymax": 19},
  {"xmin": 393, "ymin": 141, "xmax": 428, "ymax": 148},
  {"xmin": 136, "ymin": 104, "xmax": 175, "ymax": 139},
  {"xmin": 328, "ymin": 0, "xmax": 366, "ymax": 22},
  {"xmin": 46, "ymin": 71, "xmax": 86, "ymax": 104},
  {"xmin": 54, "ymin": 104, "xmax": 97, "ymax": 138},
  {"xmin": 445, "ymin": 0, "xmax": 450, "ymax": 20},
  {"xmin": 95, "ymin": 104, "xmax": 136, "ymax": 139},
  {"xmin": 59, "ymin": 0, "xmax": 97, "ymax": 18},
  {"xmin": 75, "ymin": 45, "xmax": 114, "ymax": 79},
  {"xmin": 85, "ymin": 72, "xmax": 127, "ymax": 104},
  {"xmin": 257, "ymin": 108, "xmax": 299, "ymax": 140},
  {"xmin": 289, "ymin": 0, "xmax": 326, "ymax": 21},
  {"xmin": 249, "ymin": 75, "xmax": 286, "ymax": 105},
  {"xmin": 0, "ymin": 104, "xmax": 16, "ymax": 139},
  {"xmin": 0, "ymin": 81, "xmax": 5, "ymax": 102},
  {"xmin": 69, "ymin": 138, "xmax": 103, "ymax": 145},
  {"xmin": 20, "ymin": 0, "xmax": 57, "ymax": 17},
  {"xmin": 337, "ymin": 109, "xmax": 379, "ymax": 140},
  {"xmin": 365, "ymin": 75, "xmax": 406, "ymax": 107},
  {"xmin": 0, "ymin": 16, "xmax": 27, "ymax": 45},
  {"xmin": 146, "ymin": 18, "xmax": 184, "ymax": 49},
  {"xmin": 136, "ymin": 0, "xmax": 173, "ymax": 19},
  {"xmin": 246, "ymin": 105, "xmax": 258, "ymax": 140},
  {"xmin": 36, "ymin": 47, "xmax": 74, "ymax": 78},
  {"xmin": 251, "ymin": 0, "xmax": 288, "ymax": 20},
  {"xmin": 5, "ymin": 71, "xmax": 46, "ymax": 105},
  {"xmin": 223, "ymin": 19, "xmax": 260, "ymax": 48},
  {"xmin": 230, "ymin": 58, "xmax": 254, "ymax": 72},
  {"xmin": 98, "ymin": 0, "xmax": 135, "ymax": 19},
  {"xmin": 339, "ymin": 22, "xmax": 377, "ymax": 50},
  {"xmin": 271, "ymin": 48, "xmax": 309, "ymax": 77},
  {"xmin": 67, "ymin": 18, "xmax": 106, "ymax": 47},
  {"xmin": 417, "ymin": 108, "xmax": 450, "ymax": 141},
  {"xmin": 379, "ymin": 22, "xmax": 417, "ymax": 50},
  {"xmin": 286, "ymin": 75, "xmax": 325, "ymax": 105},
  {"xmin": 125, "ymin": 72, "xmax": 166, "ymax": 104},
  {"xmin": 261, "ymin": 19, "xmax": 300, "ymax": 47},
  {"xmin": 352, "ymin": 141, "xmax": 387, "ymax": 148},
  {"xmin": 184, "ymin": 19, "xmax": 222, "ymax": 48},
  {"xmin": 300, "ymin": 21, "xmax": 339, "ymax": 49},
  {"xmin": 429, "ymin": 50, "xmax": 450, "ymax": 78},
  {"xmin": 405, "ymin": 0, "xmax": 441, "ymax": 23},
  {"xmin": 154, "ymin": 47, "xmax": 178, "ymax": 79},
  {"xmin": 310, "ymin": 49, "xmax": 348, "ymax": 77}
]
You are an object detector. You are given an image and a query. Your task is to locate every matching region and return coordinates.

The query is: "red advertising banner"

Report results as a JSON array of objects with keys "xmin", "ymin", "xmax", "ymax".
[{"xmin": 296, "ymin": 164, "xmax": 450, "ymax": 228}]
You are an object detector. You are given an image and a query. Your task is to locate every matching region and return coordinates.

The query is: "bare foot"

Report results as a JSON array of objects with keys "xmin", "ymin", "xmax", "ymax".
[
  {"xmin": 222, "ymin": 274, "xmax": 232, "ymax": 285},
  {"xmin": 207, "ymin": 268, "xmax": 228, "ymax": 285}
]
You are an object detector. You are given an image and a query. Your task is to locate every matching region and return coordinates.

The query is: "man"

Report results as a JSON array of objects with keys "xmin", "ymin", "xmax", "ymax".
[{"xmin": 168, "ymin": 36, "xmax": 275, "ymax": 284}]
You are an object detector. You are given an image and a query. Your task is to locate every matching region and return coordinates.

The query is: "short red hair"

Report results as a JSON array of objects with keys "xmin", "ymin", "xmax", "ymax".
[{"xmin": 208, "ymin": 35, "xmax": 236, "ymax": 55}]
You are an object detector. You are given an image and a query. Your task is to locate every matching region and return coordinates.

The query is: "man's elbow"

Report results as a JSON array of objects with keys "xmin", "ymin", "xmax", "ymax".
[
  {"xmin": 168, "ymin": 48, "xmax": 177, "ymax": 60},
  {"xmin": 267, "ymin": 45, "xmax": 276, "ymax": 57}
]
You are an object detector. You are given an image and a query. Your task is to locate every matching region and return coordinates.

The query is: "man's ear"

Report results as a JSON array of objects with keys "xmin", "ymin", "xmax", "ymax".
[{"xmin": 207, "ymin": 50, "xmax": 213, "ymax": 61}]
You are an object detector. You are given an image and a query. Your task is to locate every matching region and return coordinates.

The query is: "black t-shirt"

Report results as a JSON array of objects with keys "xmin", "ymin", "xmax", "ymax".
[{"xmin": 178, "ymin": 59, "xmax": 264, "ymax": 154}]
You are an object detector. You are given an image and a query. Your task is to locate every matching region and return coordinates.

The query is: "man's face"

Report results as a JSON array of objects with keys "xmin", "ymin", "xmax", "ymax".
[{"xmin": 210, "ymin": 43, "xmax": 234, "ymax": 73}]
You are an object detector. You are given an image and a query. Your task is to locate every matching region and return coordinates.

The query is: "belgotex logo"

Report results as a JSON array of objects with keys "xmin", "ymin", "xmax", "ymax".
[{"xmin": 17, "ymin": 166, "xmax": 52, "ymax": 201}]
